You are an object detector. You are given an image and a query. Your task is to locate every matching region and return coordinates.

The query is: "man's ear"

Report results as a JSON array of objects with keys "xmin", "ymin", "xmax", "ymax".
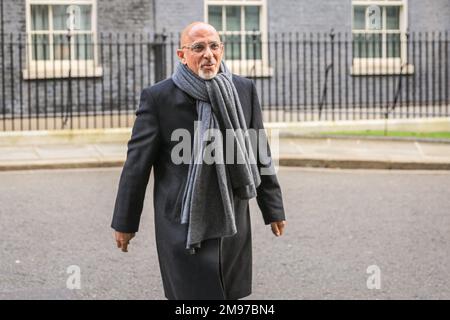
[{"xmin": 176, "ymin": 49, "xmax": 187, "ymax": 64}]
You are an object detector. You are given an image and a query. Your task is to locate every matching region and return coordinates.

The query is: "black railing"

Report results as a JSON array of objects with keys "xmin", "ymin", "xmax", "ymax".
[{"xmin": 0, "ymin": 31, "xmax": 449, "ymax": 131}]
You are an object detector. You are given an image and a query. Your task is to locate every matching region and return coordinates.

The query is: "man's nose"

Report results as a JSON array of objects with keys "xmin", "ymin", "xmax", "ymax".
[{"xmin": 203, "ymin": 45, "xmax": 213, "ymax": 58}]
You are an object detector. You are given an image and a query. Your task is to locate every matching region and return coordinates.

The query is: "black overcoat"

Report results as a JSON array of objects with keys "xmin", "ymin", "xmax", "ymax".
[{"xmin": 111, "ymin": 74, "xmax": 286, "ymax": 300}]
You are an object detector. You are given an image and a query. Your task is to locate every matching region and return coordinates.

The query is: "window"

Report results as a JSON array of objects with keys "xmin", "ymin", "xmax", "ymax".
[
  {"xmin": 24, "ymin": 0, "xmax": 101, "ymax": 79},
  {"xmin": 352, "ymin": 0, "xmax": 413, "ymax": 75},
  {"xmin": 205, "ymin": 0, "xmax": 271, "ymax": 77}
]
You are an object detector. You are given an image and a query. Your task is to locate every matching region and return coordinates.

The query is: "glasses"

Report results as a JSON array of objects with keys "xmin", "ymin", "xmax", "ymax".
[{"xmin": 181, "ymin": 41, "xmax": 223, "ymax": 53}]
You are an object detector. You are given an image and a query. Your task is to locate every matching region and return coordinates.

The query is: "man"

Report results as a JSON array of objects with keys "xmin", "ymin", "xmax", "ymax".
[{"xmin": 111, "ymin": 21, "xmax": 286, "ymax": 300}]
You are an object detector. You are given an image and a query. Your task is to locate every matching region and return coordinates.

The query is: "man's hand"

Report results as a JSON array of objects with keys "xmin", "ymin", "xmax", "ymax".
[
  {"xmin": 270, "ymin": 220, "xmax": 286, "ymax": 237},
  {"xmin": 114, "ymin": 231, "xmax": 135, "ymax": 252}
]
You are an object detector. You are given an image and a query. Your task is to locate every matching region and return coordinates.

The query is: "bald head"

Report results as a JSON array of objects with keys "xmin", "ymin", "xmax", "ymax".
[{"xmin": 180, "ymin": 22, "xmax": 221, "ymax": 47}]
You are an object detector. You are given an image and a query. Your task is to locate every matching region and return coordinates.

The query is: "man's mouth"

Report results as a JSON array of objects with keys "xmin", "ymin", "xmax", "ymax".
[{"xmin": 202, "ymin": 63, "xmax": 215, "ymax": 68}]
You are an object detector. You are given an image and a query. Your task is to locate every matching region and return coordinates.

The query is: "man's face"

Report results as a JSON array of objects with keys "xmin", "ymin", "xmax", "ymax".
[{"xmin": 177, "ymin": 25, "xmax": 224, "ymax": 80}]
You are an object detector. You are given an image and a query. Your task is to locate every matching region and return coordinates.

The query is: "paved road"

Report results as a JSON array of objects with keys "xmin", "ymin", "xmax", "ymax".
[{"xmin": 0, "ymin": 167, "xmax": 449, "ymax": 299}]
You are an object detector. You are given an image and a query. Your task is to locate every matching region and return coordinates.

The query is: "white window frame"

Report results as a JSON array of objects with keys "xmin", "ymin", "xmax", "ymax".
[
  {"xmin": 24, "ymin": 0, "xmax": 102, "ymax": 79},
  {"xmin": 351, "ymin": 0, "xmax": 414, "ymax": 75},
  {"xmin": 204, "ymin": 0, "xmax": 272, "ymax": 77}
]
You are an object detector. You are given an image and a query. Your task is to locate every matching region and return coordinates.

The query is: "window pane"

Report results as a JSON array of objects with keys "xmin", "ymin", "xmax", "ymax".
[
  {"xmin": 245, "ymin": 6, "xmax": 260, "ymax": 31},
  {"xmin": 52, "ymin": 5, "xmax": 67, "ymax": 30},
  {"xmin": 387, "ymin": 34, "xmax": 401, "ymax": 57},
  {"xmin": 53, "ymin": 35, "xmax": 70, "ymax": 60},
  {"xmin": 31, "ymin": 5, "xmax": 49, "ymax": 31},
  {"xmin": 208, "ymin": 6, "xmax": 222, "ymax": 31},
  {"xmin": 224, "ymin": 35, "xmax": 241, "ymax": 60},
  {"xmin": 78, "ymin": 5, "xmax": 92, "ymax": 30},
  {"xmin": 353, "ymin": 33, "xmax": 382, "ymax": 58},
  {"xmin": 245, "ymin": 34, "xmax": 261, "ymax": 59},
  {"xmin": 226, "ymin": 6, "xmax": 241, "ymax": 31},
  {"xmin": 386, "ymin": 6, "xmax": 400, "ymax": 30},
  {"xmin": 353, "ymin": 6, "xmax": 366, "ymax": 30},
  {"xmin": 31, "ymin": 35, "xmax": 50, "ymax": 60},
  {"xmin": 75, "ymin": 34, "xmax": 94, "ymax": 60},
  {"xmin": 53, "ymin": 5, "xmax": 92, "ymax": 31}
]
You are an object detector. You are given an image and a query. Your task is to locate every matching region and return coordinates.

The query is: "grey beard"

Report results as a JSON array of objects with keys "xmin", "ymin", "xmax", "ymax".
[{"xmin": 198, "ymin": 69, "xmax": 217, "ymax": 80}]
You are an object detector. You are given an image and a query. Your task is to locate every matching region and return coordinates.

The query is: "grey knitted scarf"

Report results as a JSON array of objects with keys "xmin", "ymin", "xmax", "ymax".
[{"xmin": 172, "ymin": 61, "xmax": 261, "ymax": 254}]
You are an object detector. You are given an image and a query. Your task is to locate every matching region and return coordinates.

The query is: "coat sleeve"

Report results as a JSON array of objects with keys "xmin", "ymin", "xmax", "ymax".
[
  {"xmin": 111, "ymin": 88, "xmax": 160, "ymax": 233},
  {"xmin": 249, "ymin": 81, "xmax": 286, "ymax": 225}
]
